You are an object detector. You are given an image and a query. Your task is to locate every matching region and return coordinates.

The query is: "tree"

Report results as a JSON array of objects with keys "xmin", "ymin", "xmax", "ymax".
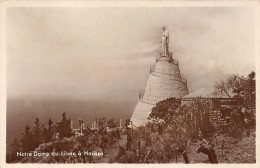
[
  {"xmin": 47, "ymin": 119, "xmax": 54, "ymax": 141},
  {"xmin": 148, "ymin": 97, "xmax": 181, "ymax": 124},
  {"xmin": 214, "ymin": 71, "xmax": 256, "ymax": 137},
  {"xmin": 42, "ymin": 127, "xmax": 49, "ymax": 143},
  {"xmin": 95, "ymin": 116, "xmax": 107, "ymax": 132},
  {"xmin": 226, "ymin": 108, "xmax": 246, "ymax": 139},
  {"xmin": 149, "ymin": 98, "xmax": 215, "ymax": 139},
  {"xmin": 145, "ymin": 97, "xmax": 219, "ymax": 163},
  {"xmin": 7, "ymin": 138, "xmax": 20, "ymax": 163},
  {"xmin": 148, "ymin": 98, "xmax": 188, "ymax": 157},
  {"xmin": 56, "ymin": 112, "xmax": 73, "ymax": 138},
  {"xmin": 243, "ymin": 71, "xmax": 256, "ymax": 109},
  {"xmin": 31, "ymin": 118, "xmax": 43, "ymax": 149},
  {"xmin": 48, "ymin": 119, "xmax": 53, "ymax": 131},
  {"xmin": 214, "ymin": 71, "xmax": 256, "ymax": 106},
  {"xmin": 20, "ymin": 125, "xmax": 33, "ymax": 152},
  {"xmin": 107, "ymin": 118, "xmax": 118, "ymax": 128},
  {"xmin": 214, "ymin": 75, "xmax": 238, "ymax": 98},
  {"xmin": 78, "ymin": 118, "xmax": 84, "ymax": 133},
  {"xmin": 42, "ymin": 119, "xmax": 54, "ymax": 143}
]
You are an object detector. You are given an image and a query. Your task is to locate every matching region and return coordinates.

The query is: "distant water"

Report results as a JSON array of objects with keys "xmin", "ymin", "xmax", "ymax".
[{"xmin": 7, "ymin": 98, "xmax": 135, "ymax": 143}]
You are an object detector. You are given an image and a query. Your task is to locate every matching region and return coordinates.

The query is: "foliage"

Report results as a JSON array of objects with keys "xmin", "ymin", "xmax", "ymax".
[
  {"xmin": 243, "ymin": 71, "xmax": 256, "ymax": 109},
  {"xmin": 214, "ymin": 71, "xmax": 255, "ymax": 108},
  {"xmin": 214, "ymin": 71, "xmax": 256, "ymax": 138},
  {"xmin": 9, "ymin": 113, "xmax": 121, "ymax": 163},
  {"xmin": 6, "ymin": 138, "xmax": 21, "ymax": 163},
  {"xmin": 42, "ymin": 119, "xmax": 54, "ymax": 143},
  {"xmin": 218, "ymin": 106, "xmax": 255, "ymax": 139},
  {"xmin": 148, "ymin": 97, "xmax": 181, "ymax": 124},
  {"xmin": 107, "ymin": 118, "xmax": 119, "ymax": 128},
  {"xmin": 20, "ymin": 125, "xmax": 34, "ymax": 152},
  {"xmin": 144, "ymin": 97, "xmax": 217, "ymax": 163},
  {"xmin": 78, "ymin": 118, "xmax": 84, "ymax": 133},
  {"xmin": 47, "ymin": 119, "xmax": 54, "ymax": 141},
  {"xmin": 8, "ymin": 70, "xmax": 256, "ymax": 163},
  {"xmin": 31, "ymin": 118, "xmax": 44, "ymax": 149},
  {"xmin": 56, "ymin": 112, "xmax": 73, "ymax": 138},
  {"xmin": 148, "ymin": 98, "xmax": 215, "ymax": 140}
]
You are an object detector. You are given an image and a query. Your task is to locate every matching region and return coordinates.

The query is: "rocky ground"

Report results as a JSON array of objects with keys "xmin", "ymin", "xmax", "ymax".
[
  {"xmin": 177, "ymin": 131, "xmax": 256, "ymax": 163},
  {"xmin": 16, "ymin": 130, "xmax": 255, "ymax": 163},
  {"xmin": 95, "ymin": 131, "xmax": 256, "ymax": 163}
]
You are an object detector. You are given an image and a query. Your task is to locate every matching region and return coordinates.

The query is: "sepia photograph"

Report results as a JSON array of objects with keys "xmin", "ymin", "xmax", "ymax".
[{"xmin": 1, "ymin": 1, "xmax": 259, "ymax": 166}]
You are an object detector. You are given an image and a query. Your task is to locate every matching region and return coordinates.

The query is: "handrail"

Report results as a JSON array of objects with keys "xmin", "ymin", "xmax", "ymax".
[
  {"xmin": 139, "ymin": 90, "xmax": 170, "ymax": 102},
  {"xmin": 150, "ymin": 65, "xmax": 155, "ymax": 73},
  {"xmin": 150, "ymin": 67, "xmax": 187, "ymax": 84},
  {"xmin": 139, "ymin": 90, "xmax": 145, "ymax": 99}
]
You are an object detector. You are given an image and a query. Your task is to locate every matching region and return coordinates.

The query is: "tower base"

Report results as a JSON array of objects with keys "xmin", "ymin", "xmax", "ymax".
[{"xmin": 131, "ymin": 100, "xmax": 155, "ymax": 126}]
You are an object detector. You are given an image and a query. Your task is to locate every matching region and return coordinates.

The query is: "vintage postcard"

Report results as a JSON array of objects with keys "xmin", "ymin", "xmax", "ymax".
[{"xmin": 0, "ymin": 1, "xmax": 259, "ymax": 167}]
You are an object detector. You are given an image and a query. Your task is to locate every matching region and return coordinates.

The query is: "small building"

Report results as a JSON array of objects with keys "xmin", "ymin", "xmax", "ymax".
[{"xmin": 182, "ymin": 88, "xmax": 237, "ymax": 127}]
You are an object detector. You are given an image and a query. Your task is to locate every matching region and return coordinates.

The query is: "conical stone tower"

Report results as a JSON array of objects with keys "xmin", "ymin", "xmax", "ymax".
[{"xmin": 131, "ymin": 27, "xmax": 189, "ymax": 126}]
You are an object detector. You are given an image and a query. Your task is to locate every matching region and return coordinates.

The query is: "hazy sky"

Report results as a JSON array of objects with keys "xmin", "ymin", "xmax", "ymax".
[{"xmin": 7, "ymin": 7, "xmax": 255, "ymax": 102}]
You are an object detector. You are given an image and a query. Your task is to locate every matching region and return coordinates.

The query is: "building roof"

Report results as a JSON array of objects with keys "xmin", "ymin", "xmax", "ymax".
[{"xmin": 182, "ymin": 88, "xmax": 230, "ymax": 99}]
